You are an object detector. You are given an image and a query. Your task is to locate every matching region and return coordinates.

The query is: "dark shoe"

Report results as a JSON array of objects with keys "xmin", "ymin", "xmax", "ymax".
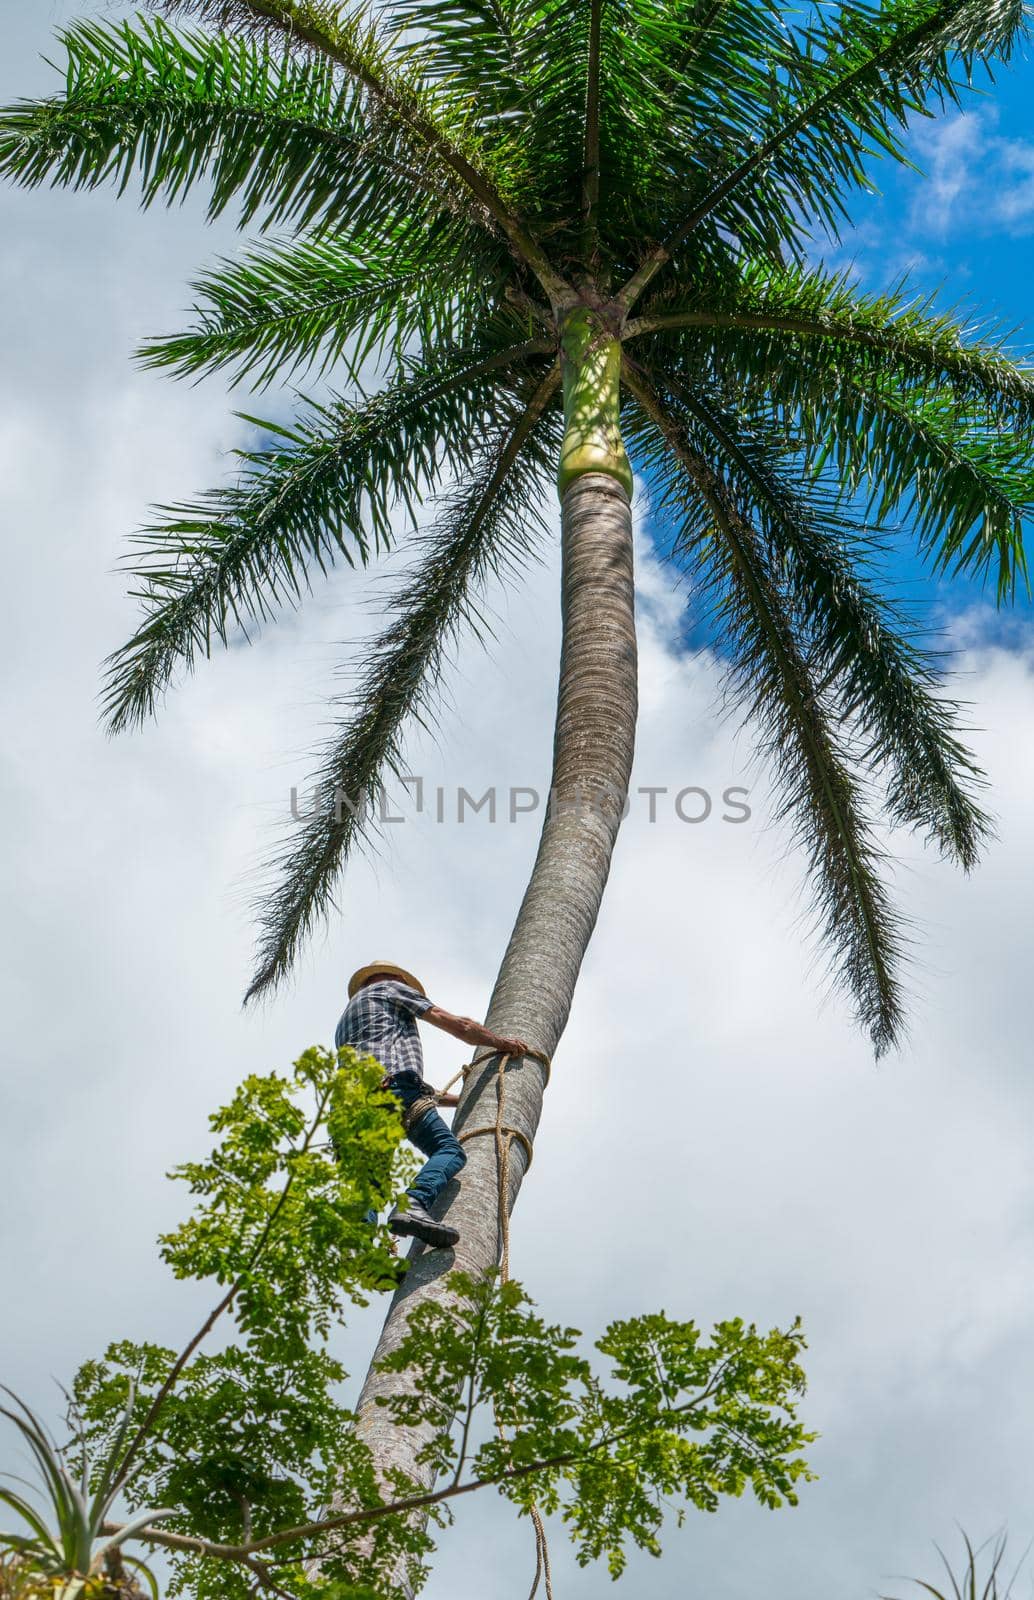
[{"xmin": 389, "ymin": 1198, "xmax": 460, "ymax": 1249}]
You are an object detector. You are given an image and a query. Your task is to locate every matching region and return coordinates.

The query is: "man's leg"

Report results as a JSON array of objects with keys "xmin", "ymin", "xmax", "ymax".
[
  {"xmin": 385, "ymin": 1080, "xmax": 467, "ymax": 1247},
  {"xmin": 405, "ymin": 1105, "xmax": 467, "ymax": 1211}
]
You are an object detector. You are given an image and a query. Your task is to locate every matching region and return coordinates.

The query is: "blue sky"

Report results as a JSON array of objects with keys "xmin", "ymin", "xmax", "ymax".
[
  {"xmin": 810, "ymin": 61, "xmax": 1034, "ymax": 629},
  {"xmin": 645, "ymin": 51, "xmax": 1034, "ymax": 658}
]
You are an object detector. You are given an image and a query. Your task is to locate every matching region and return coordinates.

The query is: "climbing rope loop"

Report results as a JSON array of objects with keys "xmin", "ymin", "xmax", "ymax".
[
  {"xmin": 453, "ymin": 1048, "xmax": 548, "ymax": 1275},
  {"xmin": 450, "ymin": 1047, "xmax": 555, "ymax": 1599}
]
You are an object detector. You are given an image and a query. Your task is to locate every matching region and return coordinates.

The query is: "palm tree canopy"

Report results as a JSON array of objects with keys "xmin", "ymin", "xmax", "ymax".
[{"xmin": 2, "ymin": 0, "xmax": 1032, "ymax": 1052}]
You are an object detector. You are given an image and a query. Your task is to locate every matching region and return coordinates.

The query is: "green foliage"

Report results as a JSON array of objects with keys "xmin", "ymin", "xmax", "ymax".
[
  {"xmin": 376, "ymin": 1275, "xmax": 814, "ymax": 1579},
  {"xmin": 100, "ymin": 326, "xmax": 548, "ymax": 734},
  {"xmin": 662, "ymin": 0, "xmax": 1026, "ymax": 263},
  {"xmin": 72, "ymin": 1340, "xmax": 407, "ymax": 1600},
  {"xmin": 24, "ymin": 1046, "xmax": 426, "ymax": 1600},
  {"xmin": 635, "ymin": 262, "xmax": 1034, "ymax": 423},
  {"xmin": 4, "ymin": 0, "xmax": 1034, "ymax": 1049},
  {"xmin": 136, "ymin": 233, "xmax": 491, "ymax": 391},
  {"xmin": 158, "ymin": 1045, "xmax": 414, "ymax": 1336},
  {"xmin": 68, "ymin": 1276, "xmax": 811, "ymax": 1595},
  {"xmin": 0, "ymin": 15, "xmax": 466, "ymax": 241},
  {"xmin": 2, "ymin": 1049, "xmax": 813, "ymax": 1596}
]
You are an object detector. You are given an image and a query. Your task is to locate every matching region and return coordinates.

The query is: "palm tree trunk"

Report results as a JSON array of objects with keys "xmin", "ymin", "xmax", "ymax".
[{"xmin": 343, "ymin": 314, "xmax": 637, "ymax": 1594}]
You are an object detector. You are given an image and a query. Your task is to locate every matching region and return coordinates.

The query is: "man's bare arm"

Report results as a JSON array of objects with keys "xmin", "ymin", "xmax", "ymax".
[{"xmin": 423, "ymin": 1005, "xmax": 530, "ymax": 1059}]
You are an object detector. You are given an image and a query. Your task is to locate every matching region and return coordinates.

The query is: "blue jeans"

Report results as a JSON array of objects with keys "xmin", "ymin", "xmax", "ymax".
[{"xmin": 382, "ymin": 1071, "xmax": 467, "ymax": 1213}]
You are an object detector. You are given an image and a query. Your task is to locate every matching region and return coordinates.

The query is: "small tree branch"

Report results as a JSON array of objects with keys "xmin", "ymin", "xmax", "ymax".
[
  {"xmin": 241, "ymin": 1552, "xmax": 297, "ymax": 1597},
  {"xmin": 101, "ymin": 1454, "xmax": 576, "ymax": 1561},
  {"xmin": 452, "ymin": 1365, "xmax": 480, "ymax": 1491},
  {"xmin": 99, "ymin": 1379, "xmax": 752, "ymax": 1564},
  {"xmin": 110, "ymin": 1075, "xmax": 336, "ymax": 1494}
]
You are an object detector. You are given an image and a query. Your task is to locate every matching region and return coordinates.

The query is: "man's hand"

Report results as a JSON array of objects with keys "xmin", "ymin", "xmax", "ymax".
[{"xmin": 496, "ymin": 1036, "xmax": 531, "ymax": 1058}]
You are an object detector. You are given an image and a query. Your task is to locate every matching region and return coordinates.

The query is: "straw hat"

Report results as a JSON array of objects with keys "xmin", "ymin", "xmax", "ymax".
[{"xmin": 347, "ymin": 961, "xmax": 427, "ymax": 999}]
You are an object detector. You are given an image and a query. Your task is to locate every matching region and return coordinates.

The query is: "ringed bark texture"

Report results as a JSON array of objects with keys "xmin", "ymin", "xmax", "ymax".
[{"xmin": 348, "ymin": 471, "xmax": 637, "ymax": 1588}]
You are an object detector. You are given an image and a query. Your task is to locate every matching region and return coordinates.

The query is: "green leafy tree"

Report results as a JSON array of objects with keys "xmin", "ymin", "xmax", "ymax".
[
  {"xmin": 0, "ymin": 1048, "xmax": 813, "ymax": 1598},
  {"xmin": 2, "ymin": 0, "xmax": 1032, "ymax": 1574}
]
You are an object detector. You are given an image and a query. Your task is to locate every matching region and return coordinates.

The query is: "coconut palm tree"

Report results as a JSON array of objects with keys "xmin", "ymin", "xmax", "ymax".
[{"xmin": 3, "ymin": 0, "xmax": 1033, "ymax": 1582}]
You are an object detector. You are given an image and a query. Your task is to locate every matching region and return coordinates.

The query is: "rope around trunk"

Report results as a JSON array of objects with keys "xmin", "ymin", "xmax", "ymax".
[{"xmin": 445, "ymin": 1048, "xmax": 555, "ymax": 1599}]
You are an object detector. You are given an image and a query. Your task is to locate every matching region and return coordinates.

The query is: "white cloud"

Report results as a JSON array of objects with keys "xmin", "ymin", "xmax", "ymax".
[
  {"xmin": 4, "ymin": 8, "xmax": 1034, "ymax": 1600},
  {"xmin": 910, "ymin": 111, "xmax": 988, "ymax": 235},
  {"xmin": 910, "ymin": 109, "xmax": 1034, "ymax": 238},
  {"xmin": 819, "ymin": 105, "xmax": 1034, "ymax": 284},
  {"xmin": 994, "ymin": 136, "xmax": 1034, "ymax": 226}
]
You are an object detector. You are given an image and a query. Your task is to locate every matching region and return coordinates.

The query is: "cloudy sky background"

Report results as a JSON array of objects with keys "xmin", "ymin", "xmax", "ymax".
[{"xmin": 4, "ymin": 6, "xmax": 1034, "ymax": 1597}]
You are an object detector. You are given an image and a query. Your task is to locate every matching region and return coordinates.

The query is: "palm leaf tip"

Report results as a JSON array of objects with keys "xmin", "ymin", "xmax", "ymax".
[
  {"xmin": 244, "ymin": 369, "xmax": 560, "ymax": 1003},
  {"xmin": 623, "ymin": 372, "xmax": 910, "ymax": 1055},
  {"xmin": 753, "ymin": 642, "xmax": 911, "ymax": 1059},
  {"xmin": 134, "ymin": 232, "xmax": 486, "ymax": 392},
  {"xmin": 683, "ymin": 383, "xmax": 999, "ymax": 872},
  {"xmin": 101, "ymin": 334, "xmax": 553, "ymax": 738}
]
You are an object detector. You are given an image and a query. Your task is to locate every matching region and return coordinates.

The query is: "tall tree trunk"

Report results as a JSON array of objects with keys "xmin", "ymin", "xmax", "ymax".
[{"xmin": 345, "ymin": 312, "xmax": 637, "ymax": 1594}]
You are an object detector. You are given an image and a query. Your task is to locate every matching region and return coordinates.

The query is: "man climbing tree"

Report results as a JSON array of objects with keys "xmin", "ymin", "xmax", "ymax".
[
  {"xmin": 0, "ymin": 1042, "xmax": 814, "ymax": 1598},
  {"xmin": 338, "ymin": 961, "xmax": 529, "ymax": 1248}
]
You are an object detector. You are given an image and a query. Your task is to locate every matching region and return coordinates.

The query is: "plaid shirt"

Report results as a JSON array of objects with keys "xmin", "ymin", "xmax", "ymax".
[{"xmin": 335, "ymin": 978, "xmax": 434, "ymax": 1081}]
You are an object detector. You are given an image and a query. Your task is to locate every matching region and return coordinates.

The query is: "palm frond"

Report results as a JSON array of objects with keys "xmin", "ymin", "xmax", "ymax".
[
  {"xmin": 624, "ymin": 366, "xmax": 907, "ymax": 1054},
  {"xmin": 380, "ymin": 0, "xmax": 530, "ymax": 109},
  {"xmin": 102, "ymin": 332, "xmax": 555, "ymax": 732},
  {"xmin": 375, "ymin": 0, "xmax": 770, "ymax": 271},
  {"xmin": 0, "ymin": 16, "xmax": 464, "ymax": 241},
  {"xmin": 787, "ymin": 369, "xmax": 1034, "ymax": 599},
  {"xmin": 138, "ymin": 229, "xmax": 501, "ymax": 389},
  {"xmin": 602, "ymin": 0, "xmax": 794, "ymax": 261},
  {"xmin": 632, "ymin": 261, "xmax": 1034, "ymax": 427},
  {"xmin": 511, "ymin": 0, "xmax": 754, "ymax": 265},
  {"xmin": 676, "ymin": 378, "xmax": 994, "ymax": 869},
  {"xmin": 368, "ymin": 0, "xmax": 787, "ymax": 273},
  {"xmin": 620, "ymin": 0, "xmax": 1027, "ymax": 303},
  {"xmin": 156, "ymin": 0, "xmax": 568, "ymax": 299},
  {"xmin": 245, "ymin": 365, "xmax": 561, "ymax": 1001},
  {"xmin": 649, "ymin": 298, "xmax": 1034, "ymax": 599},
  {"xmin": 679, "ymin": 0, "xmax": 1026, "ymax": 244}
]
